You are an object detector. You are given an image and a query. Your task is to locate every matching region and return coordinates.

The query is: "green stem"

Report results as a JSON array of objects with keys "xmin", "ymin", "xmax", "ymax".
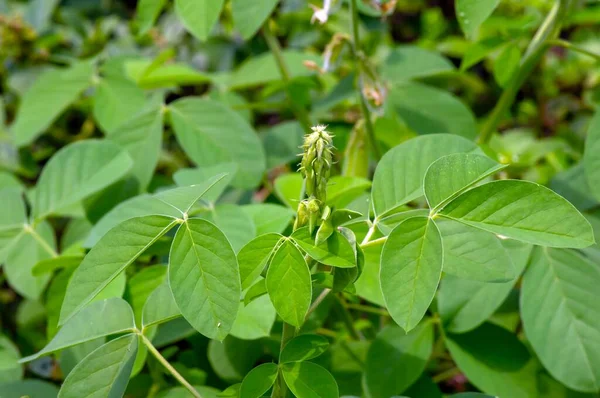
[
  {"xmin": 360, "ymin": 236, "xmax": 386, "ymax": 249},
  {"xmin": 345, "ymin": 302, "xmax": 389, "ymax": 317},
  {"xmin": 478, "ymin": 0, "xmax": 572, "ymax": 145},
  {"xmin": 432, "ymin": 367, "xmax": 461, "ymax": 383},
  {"xmin": 549, "ymin": 39, "xmax": 600, "ymax": 62},
  {"xmin": 335, "ymin": 295, "xmax": 361, "ymax": 340},
  {"xmin": 271, "ymin": 322, "xmax": 297, "ymax": 398},
  {"xmin": 140, "ymin": 333, "xmax": 202, "ymax": 398},
  {"xmin": 263, "ymin": 21, "xmax": 313, "ymax": 132},
  {"xmin": 349, "ymin": 0, "xmax": 381, "ymax": 160}
]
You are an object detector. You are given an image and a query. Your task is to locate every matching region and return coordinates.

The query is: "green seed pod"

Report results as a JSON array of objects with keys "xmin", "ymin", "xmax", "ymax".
[
  {"xmin": 307, "ymin": 198, "xmax": 322, "ymax": 234},
  {"xmin": 300, "ymin": 125, "xmax": 334, "ymax": 203},
  {"xmin": 294, "ymin": 200, "xmax": 310, "ymax": 230},
  {"xmin": 315, "ymin": 206, "xmax": 333, "ymax": 245}
]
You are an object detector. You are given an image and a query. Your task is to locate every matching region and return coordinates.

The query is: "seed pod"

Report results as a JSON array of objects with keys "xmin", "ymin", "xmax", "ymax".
[
  {"xmin": 300, "ymin": 125, "xmax": 334, "ymax": 203},
  {"xmin": 307, "ymin": 198, "xmax": 322, "ymax": 234}
]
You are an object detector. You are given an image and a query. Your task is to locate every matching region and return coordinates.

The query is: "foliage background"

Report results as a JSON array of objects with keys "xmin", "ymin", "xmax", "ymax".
[{"xmin": 1, "ymin": 0, "xmax": 600, "ymax": 397}]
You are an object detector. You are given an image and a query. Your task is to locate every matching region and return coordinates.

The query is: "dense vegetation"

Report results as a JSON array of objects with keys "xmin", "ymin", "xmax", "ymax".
[{"xmin": 1, "ymin": 0, "xmax": 600, "ymax": 397}]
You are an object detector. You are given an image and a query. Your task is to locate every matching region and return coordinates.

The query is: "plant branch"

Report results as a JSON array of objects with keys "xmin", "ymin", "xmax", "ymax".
[
  {"xmin": 549, "ymin": 39, "xmax": 600, "ymax": 62},
  {"xmin": 345, "ymin": 302, "xmax": 389, "ymax": 317},
  {"xmin": 263, "ymin": 21, "xmax": 313, "ymax": 132},
  {"xmin": 478, "ymin": 0, "xmax": 572, "ymax": 145},
  {"xmin": 360, "ymin": 236, "xmax": 386, "ymax": 249},
  {"xmin": 140, "ymin": 333, "xmax": 202, "ymax": 398},
  {"xmin": 349, "ymin": 0, "xmax": 381, "ymax": 160}
]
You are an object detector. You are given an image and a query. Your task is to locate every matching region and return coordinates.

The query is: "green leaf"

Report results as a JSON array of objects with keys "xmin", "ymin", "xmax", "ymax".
[
  {"xmin": 280, "ymin": 334, "xmax": 329, "ymax": 364},
  {"xmin": 238, "ymin": 233, "xmax": 283, "ymax": 291},
  {"xmin": 584, "ymin": 111, "xmax": 600, "ymax": 202},
  {"xmin": 169, "ymin": 98, "xmax": 266, "ymax": 188},
  {"xmin": 240, "ymin": 363, "xmax": 279, "ymax": 398},
  {"xmin": 266, "ymin": 239, "xmax": 311, "ymax": 327},
  {"xmin": 230, "ymin": 294, "xmax": 276, "ymax": 340},
  {"xmin": 493, "ymin": 43, "xmax": 521, "ymax": 88},
  {"xmin": 354, "ymin": 243, "xmax": 385, "ymax": 307},
  {"xmin": 93, "ymin": 76, "xmax": 147, "ymax": 135},
  {"xmin": 126, "ymin": 265, "xmax": 167, "ymax": 325},
  {"xmin": 326, "ymin": 176, "xmax": 371, "ymax": 209},
  {"xmin": 60, "ymin": 216, "xmax": 178, "ymax": 325},
  {"xmin": 0, "ymin": 380, "xmax": 59, "ymax": 398},
  {"xmin": 263, "ymin": 121, "xmax": 304, "ymax": 170},
  {"xmin": 11, "ymin": 61, "xmax": 94, "ymax": 147},
  {"xmin": 456, "ymin": 0, "xmax": 500, "ymax": 38},
  {"xmin": 32, "ymin": 255, "xmax": 82, "ymax": 276},
  {"xmin": 108, "ymin": 106, "xmax": 163, "ymax": 190},
  {"xmin": 242, "ymin": 204, "xmax": 293, "ymax": 236},
  {"xmin": 445, "ymin": 323, "xmax": 538, "ymax": 398},
  {"xmin": 372, "ymin": 134, "xmax": 477, "ymax": 218},
  {"xmin": 274, "ymin": 173, "xmax": 303, "ymax": 209},
  {"xmin": 174, "ymin": 0, "xmax": 224, "ymax": 41},
  {"xmin": 4, "ymin": 222, "xmax": 55, "ymax": 300},
  {"xmin": 439, "ymin": 180, "xmax": 595, "ymax": 248},
  {"xmin": 291, "ymin": 227, "xmax": 356, "ymax": 268},
  {"xmin": 232, "ymin": 0, "xmax": 279, "ymax": 39},
  {"xmin": 199, "ymin": 204, "xmax": 256, "ymax": 252},
  {"xmin": 142, "ymin": 282, "xmax": 181, "ymax": 329},
  {"xmin": 388, "ymin": 83, "xmax": 478, "ymax": 140},
  {"xmin": 0, "ymin": 334, "xmax": 21, "ymax": 383},
  {"xmin": 32, "ymin": 140, "xmax": 133, "ymax": 220},
  {"xmin": 281, "ymin": 362, "xmax": 338, "ymax": 398},
  {"xmin": 21, "ymin": 298, "xmax": 135, "ymax": 362},
  {"xmin": 382, "ymin": 46, "xmax": 455, "ymax": 83},
  {"xmin": 461, "ymin": 37, "xmax": 506, "ymax": 70},
  {"xmin": 521, "ymin": 248, "xmax": 600, "ymax": 393},
  {"xmin": 58, "ymin": 334, "xmax": 138, "ymax": 398},
  {"xmin": 0, "ymin": 188, "xmax": 27, "ymax": 263},
  {"xmin": 24, "ymin": 0, "xmax": 60, "ymax": 32},
  {"xmin": 364, "ymin": 322, "xmax": 434, "ymax": 398},
  {"xmin": 169, "ymin": 219, "xmax": 241, "ymax": 340},
  {"xmin": 173, "ymin": 163, "xmax": 238, "ymax": 202},
  {"xmin": 436, "ymin": 218, "xmax": 515, "ymax": 282},
  {"xmin": 153, "ymin": 173, "xmax": 230, "ymax": 214},
  {"xmin": 424, "ymin": 153, "xmax": 505, "ymax": 212},
  {"xmin": 381, "ymin": 217, "xmax": 443, "ymax": 332},
  {"xmin": 135, "ymin": 0, "xmax": 168, "ymax": 34},
  {"xmin": 125, "ymin": 59, "xmax": 211, "ymax": 89},
  {"xmin": 244, "ymin": 278, "xmax": 268, "ymax": 306},
  {"xmin": 208, "ymin": 336, "xmax": 262, "ymax": 382}
]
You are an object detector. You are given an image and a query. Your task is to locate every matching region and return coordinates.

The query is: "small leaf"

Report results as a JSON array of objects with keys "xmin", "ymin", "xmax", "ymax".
[
  {"xmin": 230, "ymin": 295, "xmax": 276, "ymax": 340},
  {"xmin": 154, "ymin": 173, "xmax": 229, "ymax": 214},
  {"xmin": 274, "ymin": 173, "xmax": 303, "ymax": 209},
  {"xmin": 436, "ymin": 218, "xmax": 515, "ymax": 282},
  {"xmin": 281, "ymin": 362, "xmax": 338, "ymax": 398},
  {"xmin": 456, "ymin": 0, "xmax": 500, "ymax": 38},
  {"xmin": 326, "ymin": 176, "xmax": 371, "ymax": 209},
  {"xmin": 58, "ymin": 334, "xmax": 138, "ymax": 398},
  {"xmin": 584, "ymin": 111, "xmax": 600, "ymax": 202},
  {"xmin": 11, "ymin": 61, "xmax": 95, "ymax": 147},
  {"xmin": 169, "ymin": 219, "xmax": 240, "ymax": 340},
  {"xmin": 424, "ymin": 153, "xmax": 505, "ymax": 212},
  {"xmin": 381, "ymin": 217, "xmax": 442, "ymax": 332},
  {"xmin": 280, "ymin": 334, "xmax": 329, "ymax": 364},
  {"xmin": 0, "ymin": 380, "xmax": 59, "ymax": 398},
  {"xmin": 266, "ymin": 239, "xmax": 311, "ymax": 327},
  {"xmin": 60, "ymin": 216, "xmax": 178, "ymax": 325},
  {"xmin": 240, "ymin": 363, "xmax": 279, "ymax": 398},
  {"xmin": 21, "ymin": 298, "xmax": 135, "ymax": 362},
  {"xmin": 142, "ymin": 282, "xmax": 181, "ymax": 329},
  {"xmin": 32, "ymin": 140, "xmax": 133, "ymax": 220},
  {"xmin": 237, "ymin": 233, "xmax": 283, "ymax": 291},
  {"xmin": 372, "ymin": 134, "xmax": 477, "ymax": 218},
  {"xmin": 364, "ymin": 322, "xmax": 434, "ymax": 398},
  {"xmin": 174, "ymin": 0, "xmax": 224, "ymax": 41},
  {"xmin": 382, "ymin": 45, "xmax": 455, "ymax": 83},
  {"xmin": 291, "ymin": 227, "xmax": 356, "ymax": 268},
  {"xmin": 242, "ymin": 204, "xmax": 294, "ymax": 236},
  {"xmin": 0, "ymin": 334, "xmax": 21, "ymax": 382},
  {"xmin": 232, "ymin": 0, "xmax": 278, "ymax": 39},
  {"xmin": 126, "ymin": 265, "xmax": 167, "ymax": 325},
  {"xmin": 521, "ymin": 247, "xmax": 600, "ymax": 393},
  {"xmin": 439, "ymin": 180, "xmax": 595, "ymax": 248},
  {"xmin": 93, "ymin": 76, "xmax": 147, "ymax": 135},
  {"xmin": 493, "ymin": 43, "xmax": 521, "ymax": 88},
  {"xmin": 135, "ymin": 0, "xmax": 168, "ymax": 34},
  {"xmin": 243, "ymin": 279, "xmax": 268, "ymax": 306},
  {"xmin": 173, "ymin": 163, "xmax": 238, "ymax": 202},
  {"xmin": 199, "ymin": 204, "xmax": 256, "ymax": 252}
]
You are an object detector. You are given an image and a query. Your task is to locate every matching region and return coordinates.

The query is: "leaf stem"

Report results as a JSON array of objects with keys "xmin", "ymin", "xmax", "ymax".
[
  {"xmin": 25, "ymin": 225, "xmax": 58, "ymax": 258},
  {"xmin": 477, "ymin": 0, "xmax": 572, "ymax": 145},
  {"xmin": 360, "ymin": 236, "xmax": 387, "ymax": 249},
  {"xmin": 306, "ymin": 288, "xmax": 332, "ymax": 318},
  {"xmin": 345, "ymin": 302, "xmax": 389, "ymax": 317},
  {"xmin": 335, "ymin": 295, "xmax": 362, "ymax": 340},
  {"xmin": 432, "ymin": 367, "xmax": 462, "ymax": 383},
  {"xmin": 263, "ymin": 20, "xmax": 313, "ymax": 132},
  {"xmin": 271, "ymin": 322, "xmax": 297, "ymax": 398},
  {"xmin": 549, "ymin": 39, "xmax": 600, "ymax": 62},
  {"xmin": 349, "ymin": 0, "xmax": 380, "ymax": 160},
  {"xmin": 139, "ymin": 333, "xmax": 202, "ymax": 398}
]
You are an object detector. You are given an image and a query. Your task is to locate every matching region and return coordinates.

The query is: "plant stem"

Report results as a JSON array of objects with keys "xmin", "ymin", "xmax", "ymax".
[
  {"xmin": 349, "ymin": 0, "xmax": 381, "ymax": 160},
  {"xmin": 263, "ymin": 21, "xmax": 313, "ymax": 132},
  {"xmin": 478, "ymin": 0, "xmax": 572, "ymax": 145},
  {"xmin": 432, "ymin": 367, "xmax": 461, "ymax": 383},
  {"xmin": 549, "ymin": 39, "xmax": 600, "ymax": 62},
  {"xmin": 140, "ymin": 333, "xmax": 202, "ymax": 398},
  {"xmin": 335, "ymin": 295, "xmax": 361, "ymax": 340},
  {"xmin": 345, "ymin": 302, "xmax": 389, "ymax": 317},
  {"xmin": 271, "ymin": 322, "xmax": 297, "ymax": 398},
  {"xmin": 360, "ymin": 236, "xmax": 387, "ymax": 249},
  {"xmin": 306, "ymin": 288, "xmax": 331, "ymax": 318}
]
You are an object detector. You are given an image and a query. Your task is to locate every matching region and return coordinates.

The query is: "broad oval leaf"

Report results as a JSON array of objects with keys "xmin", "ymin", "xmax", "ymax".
[
  {"xmin": 381, "ymin": 217, "xmax": 443, "ymax": 332},
  {"xmin": 230, "ymin": 294, "xmax": 276, "ymax": 340},
  {"xmin": 142, "ymin": 282, "xmax": 181, "ymax": 329},
  {"xmin": 439, "ymin": 180, "xmax": 595, "ymax": 248},
  {"xmin": 280, "ymin": 334, "xmax": 329, "ymax": 364},
  {"xmin": 456, "ymin": 0, "xmax": 500, "ymax": 38},
  {"xmin": 436, "ymin": 218, "xmax": 515, "ymax": 282},
  {"xmin": 173, "ymin": 163, "xmax": 237, "ymax": 202},
  {"xmin": 93, "ymin": 76, "xmax": 147, "ymax": 135},
  {"xmin": 22, "ymin": 298, "xmax": 135, "ymax": 362},
  {"xmin": 364, "ymin": 322, "xmax": 434, "ymax": 398},
  {"xmin": 438, "ymin": 240, "xmax": 531, "ymax": 334},
  {"xmin": 445, "ymin": 323, "xmax": 538, "ymax": 398},
  {"xmin": 584, "ymin": 111, "xmax": 600, "ymax": 202},
  {"xmin": 58, "ymin": 333, "xmax": 138, "ymax": 398},
  {"xmin": 232, "ymin": 0, "xmax": 278, "ymax": 39},
  {"xmin": 266, "ymin": 239, "xmax": 312, "ymax": 327},
  {"xmin": 291, "ymin": 227, "xmax": 356, "ymax": 268},
  {"xmin": 242, "ymin": 204, "xmax": 293, "ymax": 236},
  {"xmin": 521, "ymin": 248, "xmax": 600, "ymax": 393},
  {"xmin": 238, "ymin": 233, "xmax": 283, "ymax": 290},
  {"xmin": 174, "ymin": 0, "xmax": 224, "ymax": 42},
  {"xmin": 199, "ymin": 204, "xmax": 256, "ymax": 252},
  {"xmin": 154, "ymin": 173, "xmax": 230, "ymax": 214},
  {"xmin": 32, "ymin": 140, "xmax": 133, "ymax": 220},
  {"xmin": 11, "ymin": 61, "xmax": 94, "ymax": 147},
  {"xmin": 281, "ymin": 361, "xmax": 338, "ymax": 398},
  {"xmin": 60, "ymin": 215, "xmax": 178, "ymax": 325},
  {"xmin": 372, "ymin": 134, "xmax": 477, "ymax": 218},
  {"xmin": 169, "ymin": 219, "xmax": 241, "ymax": 340},
  {"xmin": 169, "ymin": 98, "xmax": 265, "ymax": 189},
  {"xmin": 424, "ymin": 153, "xmax": 505, "ymax": 212},
  {"xmin": 240, "ymin": 363, "xmax": 279, "ymax": 398}
]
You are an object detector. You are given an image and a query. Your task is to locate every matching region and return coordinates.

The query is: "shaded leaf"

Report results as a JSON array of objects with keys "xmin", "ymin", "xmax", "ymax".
[
  {"xmin": 291, "ymin": 227, "xmax": 355, "ymax": 268},
  {"xmin": 238, "ymin": 233, "xmax": 283, "ymax": 291},
  {"xmin": 456, "ymin": 0, "xmax": 500, "ymax": 38},
  {"xmin": 240, "ymin": 363, "xmax": 279, "ymax": 398},
  {"xmin": 232, "ymin": 0, "xmax": 279, "ymax": 39},
  {"xmin": 281, "ymin": 362, "xmax": 338, "ymax": 398},
  {"xmin": 280, "ymin": 334, "xmax": 329, "ymax": 364},
  {"xmin": 382, "ymin": 46, "xmax": 454, "ymax": 82}
]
